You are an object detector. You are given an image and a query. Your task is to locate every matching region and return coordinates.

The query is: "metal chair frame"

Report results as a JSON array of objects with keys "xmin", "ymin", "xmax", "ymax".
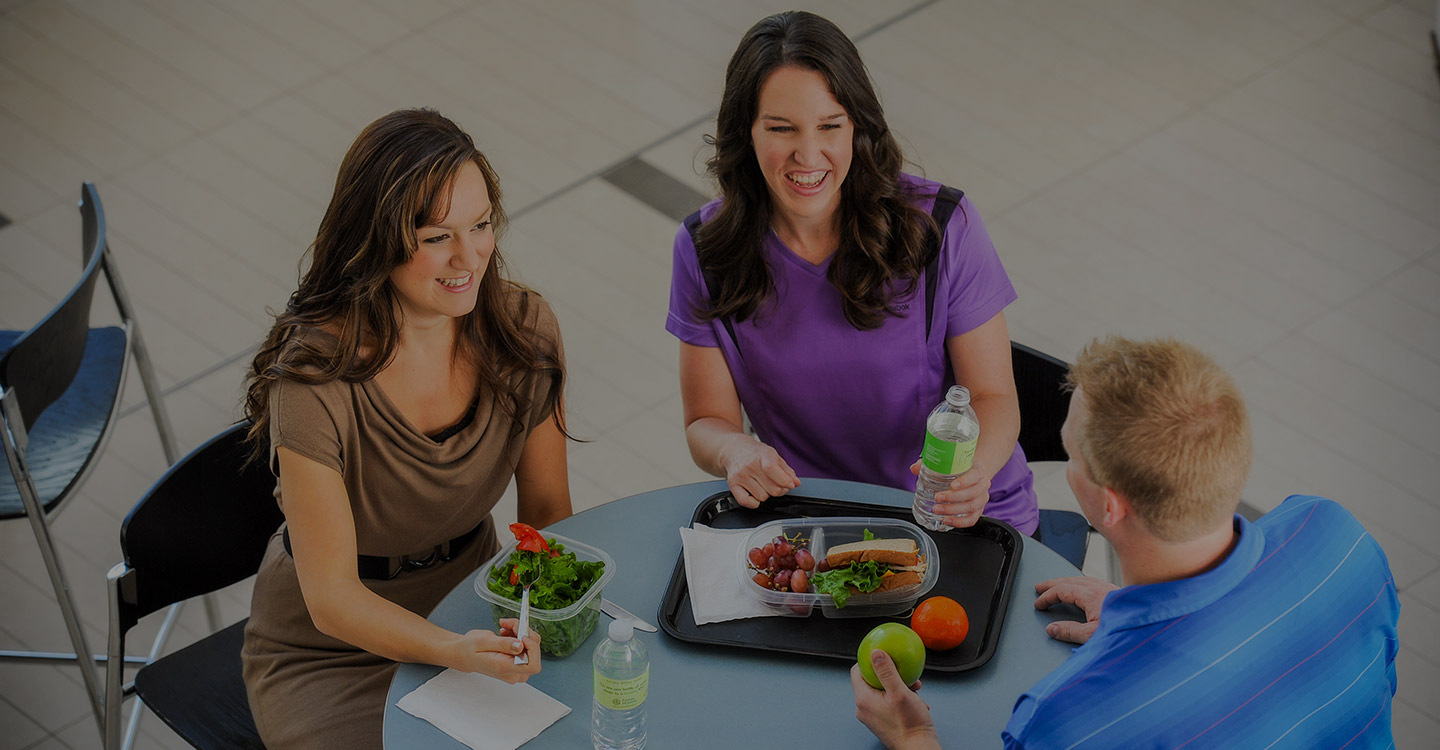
[
  {"xmin": 104, "ymin": 422, "xmax": 278, "ymax": 750},
  {"xmin": 0, "ymin": 183, "xmax": 181, "ymax": 739}
]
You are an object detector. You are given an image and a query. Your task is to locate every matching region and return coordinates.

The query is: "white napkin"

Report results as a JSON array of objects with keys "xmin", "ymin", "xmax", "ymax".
[
  {"xmin": 396, "ymin": 668, "xmax": 570, "ymax": 750},
  {"xmin": 680, "ymin": 523, "xmax": 779, "ymax": 624}
]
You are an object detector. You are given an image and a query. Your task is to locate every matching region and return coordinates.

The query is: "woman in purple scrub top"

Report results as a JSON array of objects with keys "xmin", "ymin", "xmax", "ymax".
[{"xmin": 666, "ymin": 11, "xmax": 1038, "ymax": 535}]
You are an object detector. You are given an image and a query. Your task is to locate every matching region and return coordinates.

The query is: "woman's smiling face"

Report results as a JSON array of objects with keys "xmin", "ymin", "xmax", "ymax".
[
  {"xmin": 389, "ymin": 159, "xmax": 494, "ymax": 324},
  {"xmin": 749, "ymin": 65, "xmax": 853, "ymax": 227}
]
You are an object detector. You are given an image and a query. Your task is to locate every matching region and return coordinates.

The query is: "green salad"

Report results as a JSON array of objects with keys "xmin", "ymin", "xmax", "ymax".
[{"xmin": 485, "ymin": 525, "xmax": 607, "ymax": 657}]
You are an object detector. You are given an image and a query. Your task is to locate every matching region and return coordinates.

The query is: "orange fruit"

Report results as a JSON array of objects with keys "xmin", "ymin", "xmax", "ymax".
[{"xmin": 911, "ymin": 596, "xmax": 969, "ymax": 651}]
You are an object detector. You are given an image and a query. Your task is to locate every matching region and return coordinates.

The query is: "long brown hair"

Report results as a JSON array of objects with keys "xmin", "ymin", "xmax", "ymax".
[
  {"xmin": 243, "ymin": 108, "xmax": 565, "ymax": 463},
  {"xmin": 698, "ymin": 10, "xmax": 943, "ymax": 330}
]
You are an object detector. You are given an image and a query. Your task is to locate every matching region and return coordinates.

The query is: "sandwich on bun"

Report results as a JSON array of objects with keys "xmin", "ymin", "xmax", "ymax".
[{"xmin": 811, "ymin": 535, "xmax": 927, "ymax": 607}]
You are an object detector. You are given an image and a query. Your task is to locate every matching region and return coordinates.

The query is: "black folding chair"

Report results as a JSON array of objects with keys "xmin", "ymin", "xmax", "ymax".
[
  {"xmin": 1012, "ymin": 342, "xmax": 1093, "ymax": 570},
  {"xmin": 1, "ymin": 183, "xmax": 180, "ymax": 736},
  {"xmin": 105, "ymin": 422, "xmax": 280, "ymax": 749}
]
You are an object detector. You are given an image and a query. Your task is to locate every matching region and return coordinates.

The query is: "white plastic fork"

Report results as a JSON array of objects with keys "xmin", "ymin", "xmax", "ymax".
[{"xmin": 514, "ymin": 566, "xmax": 538, "ymax": 665}]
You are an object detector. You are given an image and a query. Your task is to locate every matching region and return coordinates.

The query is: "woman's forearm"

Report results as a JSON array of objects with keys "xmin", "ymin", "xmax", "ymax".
[
  {"xmin": 685, "ymin": 416, "xmax": 753, "ymax": 477},
  {"xmin": 968, "ymin": 392, "xmax": 1021, "ymax": 482}
]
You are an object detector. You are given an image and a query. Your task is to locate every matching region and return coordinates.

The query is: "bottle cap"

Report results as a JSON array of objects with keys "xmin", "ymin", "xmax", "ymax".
[
  {"xmin": 945, "ymin": 385, "xmax": 971, "ymax": 408},
  {"xmin": 608, "ymin": 619, "xmax": 634, "ymax": 642}
]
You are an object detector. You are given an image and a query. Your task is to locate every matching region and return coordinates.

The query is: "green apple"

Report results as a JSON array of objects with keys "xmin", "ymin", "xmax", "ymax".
[{"xmin": 856, "ymin": 622, "xmax": 926, "ymax": 689}]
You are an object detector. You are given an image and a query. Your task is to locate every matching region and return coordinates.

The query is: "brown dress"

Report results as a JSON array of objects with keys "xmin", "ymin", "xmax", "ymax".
[{"xmin": 242, "ymin": 295, "xmax": 562, "ymax": 750}]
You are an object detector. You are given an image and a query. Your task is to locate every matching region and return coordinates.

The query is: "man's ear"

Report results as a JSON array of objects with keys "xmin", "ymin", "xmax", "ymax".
[{"xmin": 1101, "ymin": 488, "xmax": 1132, "ymax": 528}]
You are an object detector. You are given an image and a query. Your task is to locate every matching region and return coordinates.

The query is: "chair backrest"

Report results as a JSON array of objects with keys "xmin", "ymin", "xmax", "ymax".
[
  {"xmin": 1011, "ymin": 342, "xmax": 1071, "ymax": 463},
  {"xmin": 118, "ymin": 422, "xmax": 283, "ymax": 631},
  {"xmin": 0, "ymin": 184, "xmax": 108, "ymax": 434}
]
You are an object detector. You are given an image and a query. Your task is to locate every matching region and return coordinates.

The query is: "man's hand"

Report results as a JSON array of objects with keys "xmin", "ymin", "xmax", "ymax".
[
  {"xmin": 851, "ymin": 649, "xmax": 942, "ymax": 750},
  {"xmin": 1034, "ymin": 576, "xmax": 1117, "ymax": 644}
]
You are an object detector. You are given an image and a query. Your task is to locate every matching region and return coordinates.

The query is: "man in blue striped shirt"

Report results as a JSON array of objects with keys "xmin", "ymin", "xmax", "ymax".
[{"xmin": 854, "ymin": 336, "xmax": 1400, "ymax": 749}]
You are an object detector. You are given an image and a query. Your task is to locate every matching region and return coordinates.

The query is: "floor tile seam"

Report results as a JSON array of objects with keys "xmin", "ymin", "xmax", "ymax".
[
  {"xmin": 991, "ymin": 184, "xmax": 1322, "ymax": 348},
  {"xmin": 1321, "ymin": 292, "xmax": 1440, "ymax": 371},
  {"xmin": 0, "ymin": 544, "xmax": 118, "ymax": 642},
  {"xmin": 1255, "ymin": 249, "xmax": 1439, "ymax": 367},
  {"xmin": 507, "ymin": 0, "xmax": 942, "ymax": 223},
  {"xmin": 1393, "ymin": 693, "xmax": 1440, "ymax": 725},
  {"xmin": 1282, "ymin": 30, "xmax": 1440, "ymax": 143},
  {"xmin": 370, "ymin": 41, "xmax": 644, "ymax": 171},
  {"xmin": 1197, "ymin": 102, "xmax": 1440, "ymax": 244},
  {"xmin": 1214, "ymin": 67, "xmax": 1440, "ymax": 190},
  {"xmin": 992, "ymin": 3, "xmax": 1395, "ymax": 231},
  {"xmin": 103, "ymin": 167, "xmax": 304, "ymax": 293},
  {"xmin": 1239, "ymin": 406, "xmax": 1440, "ymax": 547},
  {"xmin": 116, "ymin": 343, "xmax": 257, "ymax": 420},
  {"xmin": 0, "ymin": 15, "xmax": 193, "ymax": 160},
  {"xmin": 1290, "ymin": 306, "xmax": 1440, "ymax": 412},
  {"xmin": 1397, "ymin": 564, "xmax": 1440, "ymax": 598},
  {"xmin": 1241, "ymin": 350, "xmax": 1440, "ymax": 465},
  {"xmin": 434, "ymin": 4, "xmax": 678, "ymax": 144},
  {"xmin": 1334, "ymin": 6, "xmax": 1440, "ymax": 104},
  {"xmin": 0, "ymin": 78, "xmax": 128, "ymax": 184},
  {"xmin": 200, "ymin": 0, "xmax": 390, "ymax": 88}
]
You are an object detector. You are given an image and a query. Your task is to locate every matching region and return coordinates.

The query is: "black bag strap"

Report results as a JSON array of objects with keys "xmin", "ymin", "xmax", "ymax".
[
  {"xmin": 924, "ymin": 185, "xmax": 965, "ymax": 341},
  {"xmin": 684, "ymin": 210, "xmax": 742, "ymax": 359},
  {"xmin": 684, "ymin": 184, "xmax": 964, "ymax": 350}
]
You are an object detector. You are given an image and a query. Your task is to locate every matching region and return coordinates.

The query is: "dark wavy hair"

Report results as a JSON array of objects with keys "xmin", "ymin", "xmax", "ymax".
[
  {"xmin": 243, "ymin": 108, "xmax": 566, "ymax": 464},
  {"xmin": 698, "ymin": 10, "xmax": 946, "ymax": 330}
]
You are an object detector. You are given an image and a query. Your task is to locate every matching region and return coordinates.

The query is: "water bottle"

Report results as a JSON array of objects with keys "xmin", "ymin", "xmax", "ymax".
[
  {"xmin": 913, "ymin": 385, "xmax": 980, "ymax": 532},
  {"xmin": 592, "ymin": 619, "xmax": 648, "ymax": 750}
]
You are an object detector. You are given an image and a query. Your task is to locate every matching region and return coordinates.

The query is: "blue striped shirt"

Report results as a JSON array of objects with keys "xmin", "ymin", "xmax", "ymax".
[{"xmin": 1003, "ymin": 496, "xmax": 1399, "ymax": 749}]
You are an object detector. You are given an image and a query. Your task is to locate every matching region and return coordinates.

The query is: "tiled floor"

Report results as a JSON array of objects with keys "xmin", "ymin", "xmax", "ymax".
[{"xmin": 1, "ymin": 0, "xmax": 1437, "ymax": 747}]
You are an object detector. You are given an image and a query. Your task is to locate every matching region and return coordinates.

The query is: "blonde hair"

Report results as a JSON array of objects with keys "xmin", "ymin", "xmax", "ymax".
[{"xmin": 1066, "ymin": 336, "xmax": 1251, "ymax": 541}]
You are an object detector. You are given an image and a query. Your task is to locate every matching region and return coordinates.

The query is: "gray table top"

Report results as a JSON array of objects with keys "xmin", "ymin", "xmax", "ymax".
[{"xmin": 384, "ymin": 479, "xmax": 1081, "ymax": 749}]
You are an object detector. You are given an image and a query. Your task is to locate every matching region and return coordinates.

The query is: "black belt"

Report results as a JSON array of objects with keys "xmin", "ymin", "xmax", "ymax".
[{"xmin": 282, "ymin": 523, "xmax": 484, "ymax": 580}]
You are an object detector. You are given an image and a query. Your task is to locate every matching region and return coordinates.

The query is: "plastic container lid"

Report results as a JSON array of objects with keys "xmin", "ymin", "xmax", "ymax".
[
  {"xmin": 736, "ymin": 516, "xmax": 939, "ymax": 619},
  {"xmin": 475, "ymin": 531, "xmax": 616, "ymax": 657}
]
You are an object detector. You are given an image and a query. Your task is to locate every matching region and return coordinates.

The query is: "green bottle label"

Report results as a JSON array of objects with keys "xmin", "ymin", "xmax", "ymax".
[
  {"xmin": 594, "ymin": 666, "xmax": 648, "ymax": 711},
  {"xmin": 922, "ymin": 431, "xmax": 977, "ymax": 475}
]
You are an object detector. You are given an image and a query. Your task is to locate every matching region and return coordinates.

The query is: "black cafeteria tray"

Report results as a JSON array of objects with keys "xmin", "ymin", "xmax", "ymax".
[{"xmin": 658, "ymin": 492, "xmax": 1023, "ymax": 672}]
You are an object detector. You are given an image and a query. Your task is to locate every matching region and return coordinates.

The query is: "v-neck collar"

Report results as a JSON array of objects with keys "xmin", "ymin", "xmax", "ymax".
[{"xmin": 768, "ymin": 227, "xmax": 835, "ymax": 276}]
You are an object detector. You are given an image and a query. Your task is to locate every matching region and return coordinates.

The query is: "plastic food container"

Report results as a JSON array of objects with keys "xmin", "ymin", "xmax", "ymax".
[
  {"xmin": 736, "ymin": 517, "xmax": 939, "ymax": 618},
  {"xmin": 474, "ymin": 532, "xmax": 616, "ymax": 657}
]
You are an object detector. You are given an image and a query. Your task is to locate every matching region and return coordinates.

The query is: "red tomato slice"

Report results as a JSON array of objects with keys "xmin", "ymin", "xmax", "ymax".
[{"xmin": 509, "ymin": 522, "xmax": 551, "ymax": 554}]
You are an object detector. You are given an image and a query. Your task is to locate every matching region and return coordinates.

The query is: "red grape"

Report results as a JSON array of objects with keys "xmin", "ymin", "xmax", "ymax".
[
  {"xmin": 816, "ymin": 558, "xmax": 831, "ymax": 573},
  {"xmin": 752, "ymin": 572, "xmax": 772, "ymax": 588},
  {"xmin": 748, "ymin": 547, "xmax": 767, "ymax": 567},
  {"xmin": 761, "ymin": 542, "xmax": 775, "ymax": 558},
  {"xmin": 774, "ymin": 569, "xmax": 792, "ymax": 589},
  {"xmin": 796, "ymin": 549, "xmax": 815, "ymax": 571},
  {"xmin": 775, "ymin": 540, "xmax": 793, "ymax": 557},
  {"xmin": 791, "ymin": 569, "xmax": 809, "ymax": 593}
]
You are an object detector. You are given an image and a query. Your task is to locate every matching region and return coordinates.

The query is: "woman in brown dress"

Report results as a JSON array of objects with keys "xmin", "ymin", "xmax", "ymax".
[{"xmin": 240, "ymin": 108, "xmax": 572, "ymax": 748}]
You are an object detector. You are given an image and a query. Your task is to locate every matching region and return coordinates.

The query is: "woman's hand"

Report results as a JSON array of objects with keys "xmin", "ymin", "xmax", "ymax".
[
  {"xmin": 451, "ymin": 618, "xmax": 542, "ymax": 683},
  {"xmin": 720, "ymin": 435, "xmax": 799, "ymax": 508},
  {"xmin": 909, "ymin": 459, "xmax": 990, "ymax": 528}
]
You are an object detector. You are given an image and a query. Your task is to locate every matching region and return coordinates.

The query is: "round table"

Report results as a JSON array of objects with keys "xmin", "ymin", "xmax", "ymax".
[{"xmin": 384, "ymin": 479, "xmax": 1081, "ymax": 748}]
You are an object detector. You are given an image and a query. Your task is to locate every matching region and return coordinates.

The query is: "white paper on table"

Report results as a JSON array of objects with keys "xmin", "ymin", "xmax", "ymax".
[
  {"xmin": 396, "ymin": 668, "xmax": 570, "ymax": 750},
  {"xmin": 680, "ymin": 523, "xmax": 780, "ymax": 625}
]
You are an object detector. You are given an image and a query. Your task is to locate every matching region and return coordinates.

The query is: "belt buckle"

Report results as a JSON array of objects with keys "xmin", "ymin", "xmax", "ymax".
[{"xmin": 396, "ymin": 540, "xmax": 453, "ymax": 578}]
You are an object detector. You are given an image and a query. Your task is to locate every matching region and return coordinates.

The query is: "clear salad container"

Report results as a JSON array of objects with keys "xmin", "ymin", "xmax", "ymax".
[
  {"xmin": 736, "ymin": 517, "xmax": 939, "ymax": 619},
  {"xmin": 475, "ymin": 532, "xmax": 616, "ymax": 657}
]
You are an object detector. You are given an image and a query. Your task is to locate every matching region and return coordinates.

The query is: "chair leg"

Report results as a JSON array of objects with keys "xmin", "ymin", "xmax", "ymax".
[
  {"xmin": 18, "ymin": 481, "xmax": 104, "ymax": 737},
  {"xmin": 102, "ymin": 249, "xmax": 178, "ymax": 465},
  {"xmin": 126, "ymin": 325, "xmax": 178, "ymax": 466}
]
